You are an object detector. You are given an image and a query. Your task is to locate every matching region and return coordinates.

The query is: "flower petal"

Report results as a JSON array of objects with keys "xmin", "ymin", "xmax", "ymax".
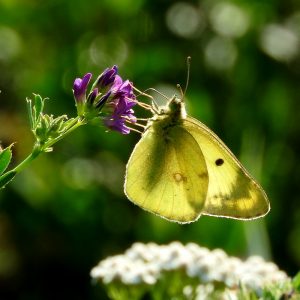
[{"xmin": 73, "ymin": 73, "xmax": 92, "ymax": 102}]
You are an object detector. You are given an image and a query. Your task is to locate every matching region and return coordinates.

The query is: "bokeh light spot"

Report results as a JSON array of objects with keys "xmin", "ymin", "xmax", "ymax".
[
  {"xmin": 209, "ymin": 2, "xmax": 250, "ymax": 38},
  {"xmin": 0, "ymin": 26, "xmax": 22, "ymax": 62},
  {"xmin": 166, "ymin": 2, "xmax": 204, "ymax": 38},
  {"xmin": 260, "ymin": 24, "xmax": 299, "ymax": 62},
  {"xmin": 89, "ymin": 36, "xmax": 128, "ymax": 68},
  {"xmin": 204, "ymin": 36, "xmax": 238, "ymax": 71},
  {"xmin": 62, "ymin": 158, "xmax": 95, "ymax": 190}
]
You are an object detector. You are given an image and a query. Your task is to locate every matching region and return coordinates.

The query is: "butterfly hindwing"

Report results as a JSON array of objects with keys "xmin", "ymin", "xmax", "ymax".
[
  {"xmin": 125, "ymin": 124, "xmax": 209, "ymax": 223},
  {"xmin": 185, "ymin": 117, "xmax": 270, "ymax": 219}
]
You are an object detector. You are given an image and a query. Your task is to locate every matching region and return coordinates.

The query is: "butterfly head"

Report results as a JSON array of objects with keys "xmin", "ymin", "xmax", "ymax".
[
  {"xmin": 146, "ymin": 56, "xmax": 191, "ymax": 131},
  {"xmin": 164, "ymin": 95, "xmax": 187, "ymax": 119},
  {"xmin": 148, "ymin": 95, "xmax": 186, "ymax": 133}
]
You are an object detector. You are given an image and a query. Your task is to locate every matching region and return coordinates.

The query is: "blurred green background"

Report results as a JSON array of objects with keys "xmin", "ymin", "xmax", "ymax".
[{"xmin": 0, "ymin": 0, "xmax": 299, "ymax": 299}]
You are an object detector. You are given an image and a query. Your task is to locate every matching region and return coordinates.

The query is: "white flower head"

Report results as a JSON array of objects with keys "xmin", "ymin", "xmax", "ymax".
[{"xmin": 91, "ymin": 241, "xmax": 290, "ymax": 297}]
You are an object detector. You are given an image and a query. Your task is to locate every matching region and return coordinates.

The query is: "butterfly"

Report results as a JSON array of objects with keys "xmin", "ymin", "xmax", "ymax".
[{"xmin": 124, "ymin": 83, "xmax": 270, "ymax": 224}]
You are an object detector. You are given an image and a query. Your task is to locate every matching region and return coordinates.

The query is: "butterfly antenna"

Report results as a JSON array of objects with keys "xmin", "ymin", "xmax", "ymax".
[
  {"xmin": 143, "ymin": 88, "xmax": 169, "ymax": 100},
  {"xmin": 176, "ymin": 84, "xmax": 184, "ymax": 99},
  {"xmin": 177, "ymin": 56, "xmax": 191, "ymax": 101},
  {"xmin": 183, "ymin": 56, "xmax": 191, "ymax": 97},
  {"xmin": 143, "ymin": 88, "xmax": 171, "ymax": 111}
]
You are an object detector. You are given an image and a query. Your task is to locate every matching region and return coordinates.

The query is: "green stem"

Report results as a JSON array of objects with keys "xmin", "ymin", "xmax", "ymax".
[
  {"xmin": 8, "ymin": 117, "xmax": 85, "ymax": 176},
  {"xmin": 11, "ymin": 151, "xmax": 40, "ymax": 174},
  {"xmin": 0, "ymin": 150, "xmax": 40, "ymax": 189},
  {"xmin": 0, "ymin": 116, "xmax": 86, "ymax": 189}
]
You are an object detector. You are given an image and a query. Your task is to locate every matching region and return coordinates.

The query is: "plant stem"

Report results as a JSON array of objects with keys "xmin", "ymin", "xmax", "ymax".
[
  {"xmin": 0, "ymin": 116, "xmax": 86, "ymax": 189},
  {"xmin": 13, "ymin": 116, "xmax": 85, "ymax": 175},
  {"xmin": 11, "ymin": 151, "xmax": 40, "ymax": 174}
]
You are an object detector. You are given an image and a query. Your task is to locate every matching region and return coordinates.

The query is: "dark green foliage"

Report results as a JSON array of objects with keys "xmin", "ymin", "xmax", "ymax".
[{"xmin": 0, "ymin": 0, "xmax": 299, "ymax": 299}]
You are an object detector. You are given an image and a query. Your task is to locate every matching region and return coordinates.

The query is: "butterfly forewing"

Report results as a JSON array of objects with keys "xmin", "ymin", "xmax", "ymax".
[
  {"xmin": 185, "ymin": 117, "xmax": 270, "ymax": 219},
  {"xmin": 125, "ymin": 124, "xmax": 209, "ymax": 223}
]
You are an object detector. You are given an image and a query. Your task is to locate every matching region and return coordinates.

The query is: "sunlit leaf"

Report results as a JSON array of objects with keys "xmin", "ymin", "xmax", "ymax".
[
  {"xmin": 292, "ymin": 272, "xmax": 300, "ymax": 292},
  {"xmin": 34, "ymin": 94, "xmax": 44, "ymax": 121},
  {"xmin": 0, "ymin": 170, "xmax": 16, "ymax": 189},
  {"xmin": 0, "ymin": 146, "xmax": 13, "ymax": 175},
  {"xmin": 26, "ymin": 97, "xmax": 34, "ymax": 129}
]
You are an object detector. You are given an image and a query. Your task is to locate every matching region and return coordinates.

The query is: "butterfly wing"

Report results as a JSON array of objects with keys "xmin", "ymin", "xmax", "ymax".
[
  {"xmin": 125, "ymin": 124, "xmax": 209, "ymax": 223},
  {"xmin": 184, "ymin": 116, "xmax": 270, "ymax": 220}
]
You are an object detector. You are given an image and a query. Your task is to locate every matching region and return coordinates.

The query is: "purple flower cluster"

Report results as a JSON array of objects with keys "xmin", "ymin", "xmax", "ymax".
[{"xmin": 73, "ymin": 66, "xmax": 136, "ymax": 134}]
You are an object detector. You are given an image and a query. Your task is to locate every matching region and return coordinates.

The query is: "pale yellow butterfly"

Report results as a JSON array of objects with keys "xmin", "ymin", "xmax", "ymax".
[{"xmin": 124, "ymin": 74, "xmax": 270, "ymax": 224}]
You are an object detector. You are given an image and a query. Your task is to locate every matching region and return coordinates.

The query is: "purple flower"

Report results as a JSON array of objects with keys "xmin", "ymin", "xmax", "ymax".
[
  {"xmin": 72, "ymin": 66, "xmax": 137, "ymax": 134},
  {"xmin": 104, "ymin": 99, "xmax": 136, "ymax": 134},
  {"xmin": 111, "ymin": 76, "xmax": 136, "ymax": 100},
  {"xmin": 73, "ymin": 73, "xmax": 92, "ymax": 116},
  {"xmin": 95, "ymin": 65, "xmax": 118, "ymax": 89},
  {"xmin": 73, "ymin": 73, "xmax": 92, "ymax": 104},
  {"xmin": 95, "ymin": 91, "xmax": 111, "ymax": 109},
  {"xmin": 103, "ymin": 77, "xmax": 137, "ymax": 134},
  {"xmin": 87, "ymin": 88, "xmax": 99, "ymax": 106}
]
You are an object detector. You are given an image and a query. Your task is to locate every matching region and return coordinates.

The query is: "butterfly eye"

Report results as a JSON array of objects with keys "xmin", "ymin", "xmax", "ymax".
[{"xmin": 215, "ymin": 158, "xmax": 224, "ymax": 166}]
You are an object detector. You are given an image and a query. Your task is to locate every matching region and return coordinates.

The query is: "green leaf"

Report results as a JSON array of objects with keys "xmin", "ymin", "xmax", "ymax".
[
  {"xmin": 292, "ymin": 272, "xmax": 300, "ymax": 292},
  {"xmin": 40, "ymin": 114, "xmax": 49, "ymax": 129},
  {"xmin": 26, "ymin": 98, "xmax": 34, "ymax": 129},
  {"xmin": 34, "ymin": 94, "xmax": 44, "ymax": 122},
  {"xmin": 0, "ymin": 146, "xmax": 13, "ymax": 175},
  {"xmin": 50, "ymin": 115, "xmax": 68, "ymax": 132},
  {"xmin": 0, "ymin": 170, "xmax": 16, "ymax": 189}
]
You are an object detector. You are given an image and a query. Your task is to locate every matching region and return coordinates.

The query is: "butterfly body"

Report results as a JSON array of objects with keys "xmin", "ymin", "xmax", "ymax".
[{"xmin": 125, "ymin": 96, "xmax": 270, "ymax": 223}]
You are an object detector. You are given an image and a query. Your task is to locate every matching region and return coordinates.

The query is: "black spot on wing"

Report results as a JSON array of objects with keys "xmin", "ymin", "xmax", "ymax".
[{"xmin": 215, "ymin": 158, "xmax": 224, "ymax": 166}]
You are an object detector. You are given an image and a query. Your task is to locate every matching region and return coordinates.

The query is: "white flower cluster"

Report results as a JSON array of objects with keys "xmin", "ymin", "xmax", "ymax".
[{"xmin": 91, "ymin": 242, "xmax": 288, "ymax": 295}]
